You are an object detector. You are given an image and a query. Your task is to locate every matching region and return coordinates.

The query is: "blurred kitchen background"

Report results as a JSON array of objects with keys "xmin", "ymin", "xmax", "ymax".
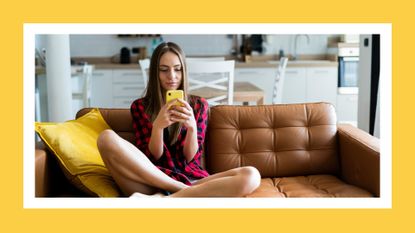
[{"xmin": 35, "ymin": 34, "xmax": 380, "ymax": 137}]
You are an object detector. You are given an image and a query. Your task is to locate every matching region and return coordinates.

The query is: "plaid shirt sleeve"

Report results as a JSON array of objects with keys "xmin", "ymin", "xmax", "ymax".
[{"xmin": 189, "ymin": 96, "xmax": 209, "ymax": 163}]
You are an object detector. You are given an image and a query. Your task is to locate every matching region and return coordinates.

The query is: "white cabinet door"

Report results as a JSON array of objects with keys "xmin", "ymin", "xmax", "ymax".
[
  {"xmin": 306, "ymin": 67, "xmax": 337, "ymax": 106},
  {"xmin": 336, "ymin": 93, "xmax": 358, "ymax": 125},
  {"xmin": 112, "ymin": 69, "xmax": 145, "ymax": 108},
  {"xmin": 235, "ymin": 66, "xmax": 337, "ymax": 106},
  {"xmin": 90, "ymin": 70, "xmax": 113, "ymax": 108},
  {"xmin": 282, "ymin": 67, "xmax": 307, "ymax": 104}
]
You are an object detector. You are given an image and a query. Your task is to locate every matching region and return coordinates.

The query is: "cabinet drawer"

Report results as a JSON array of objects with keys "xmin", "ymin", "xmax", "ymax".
[
  {"xmin": 113, "ymin": 84, "xmax": 144, "ymax": 97},
  {"xmin": 112, "ymin": 70, "xmax": 143, "ymax": 83},
  {"xmin": 235, "ymin": 68, "xmax": 275, "ymax": 79},
  {"xmin": 307, "ymin": 67, "xmax": 337, "ymax": 79},
  {"xmin": 92, "ymin": 70, "xmax": 112, "ymax": 78},
  {"xmin": 285, "ymin": 68, "xmax": 306, "ymax": 76}
]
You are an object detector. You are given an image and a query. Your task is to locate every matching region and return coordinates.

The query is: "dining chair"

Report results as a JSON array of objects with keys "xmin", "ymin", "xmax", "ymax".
[
  {"xmin": 138, "ymin": 59, "xmax": 150, "ymax": 89},
  {"xmin": 187, "ymin": 60, "xmax": 235, "ymax": 105},
  {"xmin": 139, "ymin": 58, "xmax": 226, "ymax": 90},
  {"xmin": 272, "ymin": 57, "xmax": 289, "ymax": 104},
  {"xmin": 72, "ymin": 64, "xmax": 94, "ymax": 108}
]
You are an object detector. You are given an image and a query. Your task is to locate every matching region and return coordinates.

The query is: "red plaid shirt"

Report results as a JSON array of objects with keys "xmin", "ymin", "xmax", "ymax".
[{"xmin": 130, "ymin": 95, "xmax": 209, "ymax": 185}]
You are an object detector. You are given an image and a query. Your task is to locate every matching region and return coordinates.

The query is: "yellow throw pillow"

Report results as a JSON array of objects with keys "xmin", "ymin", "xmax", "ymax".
[{"xmin": 35, "ymin": 108, "xmax": 121, "ymax": 197}]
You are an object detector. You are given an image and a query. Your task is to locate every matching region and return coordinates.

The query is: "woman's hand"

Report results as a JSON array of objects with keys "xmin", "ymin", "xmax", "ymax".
[
  {"xmin": 153, "ymin": 99, "xmax": 178, "ymax": 130},
  {"xmin": 169, "ymin": 99, "xmax": 196, "ymax": 130}
]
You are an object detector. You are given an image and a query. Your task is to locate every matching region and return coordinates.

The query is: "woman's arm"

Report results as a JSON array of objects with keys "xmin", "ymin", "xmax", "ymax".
[
  {"xmin": 131, "ymin": 99, "xmax": 176, "ymax": 161},
  {"xmin": 149, "ymin": 100, "xmax": 178, "ymax": 160},
  {"xmin": 148, "ymin": 124, "xmax": 164, "ymax": 160},
  {"xmin": 172, "ymin": 98, "xmax": 207, "ymax": 163},
  {"xmin": 183, "ymin": 120, "xmax": 198, "ymax": 162}
]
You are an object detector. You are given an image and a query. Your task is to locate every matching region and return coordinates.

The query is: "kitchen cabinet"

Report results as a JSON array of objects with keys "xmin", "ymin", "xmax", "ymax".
[
  {"xmin": 282, "ymin": 68, "xmax": 307, "ymax": 103},
  {"xmin": 235, "ymin": 66, "xmax": 338, "ymax": 106},
  {"xmin": 336, "ymin": 93, "xmax": 358, "ymax": 126},
  {"xmin": 90, "ymin": 70, "xmax": 113, "ymax": 108},
  {"xmin": 306, "ymin": 67, "xmax": 337, "ymax": 105},
  {"xmin": 112, "ymin": 69, "xmax": 146, "ymax": 108},
  {"xmin": 90, "ymin": 65, "xmax": 337, "ymax": 108},
  {"xmin": 283, "ymin": 66, "xmax": 337, "ymax": 106},
  {"xmin": 90, "ymin": 69, "xmax": 145, "ymax": 108}
]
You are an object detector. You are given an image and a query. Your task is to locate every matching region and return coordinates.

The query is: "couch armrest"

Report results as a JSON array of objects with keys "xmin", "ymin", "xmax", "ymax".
[
  {"xmin": 35, "ymin": 148, "xmax": 51, "ymax": 197},
  {"xmin": 35, "ymin": 143, "xmax": 86, "ymax": 197},
  {"xmin": 337, "ymin": 124, "xmax": 380, "ymax": 197}
]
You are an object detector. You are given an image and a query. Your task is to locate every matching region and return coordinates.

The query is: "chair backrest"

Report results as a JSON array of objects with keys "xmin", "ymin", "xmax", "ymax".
[
  {"xmin": 272, "ymin": 57, "xmax": 288, "ymax": 104},
  {"xmin": 138, "ymin": 59, "xmax": 150, "ymax": 88},
  {"xmin": 186, "ymin": 57, "xmax": 225, "ymax": 62},
  {"xmin": 139, "ymin": 58, "xmax": 224, "ymax": 86},
  {"xmin": 187, "ymin": 60, "xmax": 235, "ymax": 105}
]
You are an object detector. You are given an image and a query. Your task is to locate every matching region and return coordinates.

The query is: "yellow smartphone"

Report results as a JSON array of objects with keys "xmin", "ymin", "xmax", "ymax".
[{"xmin": 166, "ymin": 90, "xmax": 184, "ymax": 107}]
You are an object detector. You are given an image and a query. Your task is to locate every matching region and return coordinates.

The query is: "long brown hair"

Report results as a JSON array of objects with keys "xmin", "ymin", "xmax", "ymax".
[{"xmin": 142, "ymin": 42, "xmax": 188, "ymax": 145}]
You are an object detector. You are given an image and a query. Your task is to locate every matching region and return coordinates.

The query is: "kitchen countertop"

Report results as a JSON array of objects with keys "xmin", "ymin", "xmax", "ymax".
[
  {"xmin": 92, "ymin": 60, "xmax": 337, "ymax": 70},
  {"xmin": 35, "ymin": 55, "xmax": 338, "ymax": 75}
]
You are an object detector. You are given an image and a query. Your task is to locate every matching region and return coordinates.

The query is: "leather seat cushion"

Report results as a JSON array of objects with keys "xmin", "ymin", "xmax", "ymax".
[{"xmin": 247, "ymin": 175, "xmax": 373, "ymax": 197}]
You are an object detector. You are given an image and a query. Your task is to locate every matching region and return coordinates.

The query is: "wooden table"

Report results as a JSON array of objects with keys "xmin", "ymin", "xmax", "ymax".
[{"xmin": 190, "ymin": 82, "xmax": 265, "ymax": 105}]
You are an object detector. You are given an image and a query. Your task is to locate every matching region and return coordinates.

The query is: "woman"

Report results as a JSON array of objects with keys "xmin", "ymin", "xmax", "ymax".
[{"xmin": 97, "ymin": 42, "xmax": 261, "ymax": 197}]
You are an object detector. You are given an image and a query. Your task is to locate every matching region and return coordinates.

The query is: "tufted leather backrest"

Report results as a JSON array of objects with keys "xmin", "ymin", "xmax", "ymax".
[
  {"xmin": 206, "ymin": 103, "xmax": 339, "ymax": 178},
  {"xmin": 77, "ymin": 103, "xmax": 339, "ymax": 178},
  {"xmin": 76, "ymin": 108, "xmax": 136, "ymax": 144}
]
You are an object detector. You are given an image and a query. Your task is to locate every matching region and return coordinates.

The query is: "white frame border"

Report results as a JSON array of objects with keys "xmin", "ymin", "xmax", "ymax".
[{"xmin": 24, "ymin": 23, "xmax": 392, "ymax": 209}]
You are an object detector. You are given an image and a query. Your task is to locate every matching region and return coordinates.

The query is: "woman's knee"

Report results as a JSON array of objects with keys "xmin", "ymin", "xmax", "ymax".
[
  {"xmin": 97, "ymin": 129, "xmax": 119, "ymax": 155},
  {"xmin": 236, "ymin": 166, "xmax": 261, "ymax": 196}
]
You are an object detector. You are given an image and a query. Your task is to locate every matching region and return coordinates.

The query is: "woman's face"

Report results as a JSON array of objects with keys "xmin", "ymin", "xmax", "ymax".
[{"xmin": 158, "ymin": 51, "xmax": 183, "ymax": 91}]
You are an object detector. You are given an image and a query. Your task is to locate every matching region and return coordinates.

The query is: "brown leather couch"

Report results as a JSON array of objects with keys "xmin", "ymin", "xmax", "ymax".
[{"xmin": 35, "ymin": 102, "xmax": 380, "ymax": 197}]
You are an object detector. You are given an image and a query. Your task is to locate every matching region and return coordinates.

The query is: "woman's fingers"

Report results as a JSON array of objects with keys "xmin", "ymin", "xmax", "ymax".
[
  {"xmin": 176, "ymin": 98, "xmax": 191, "ymax": 110},
  {"xmin": 164, "ymin": 99, "xmax": 195, "ymax": 126},
  {"xmin": 169, "ymin": 110, "xmax": 191, "ymax": 120},
  {"xmin": 169, "ymin": 117, "xmax": 183, "ymax": 123},
  {"xmin": 172, "ymin": 109, "xmax": 191, "ymax": 118},
  {"xmin": 171, "ymin": 104, "xmax": 193, "ymax": 116},
  {"xmin": 165, "ymin": 99, "xmax": 178, "ymax": 110}
]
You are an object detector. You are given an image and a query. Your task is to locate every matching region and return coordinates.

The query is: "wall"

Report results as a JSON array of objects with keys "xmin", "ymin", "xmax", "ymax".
[{"xmin": 36, "ymin": 34, "xmax": 338, "ymax": 58}]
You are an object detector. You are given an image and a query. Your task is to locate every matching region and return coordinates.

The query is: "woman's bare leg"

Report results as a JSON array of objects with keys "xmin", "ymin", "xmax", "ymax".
[
  {"xmin": 168, "ymin": 166, "xmax": 261, "ymax": 197},
  {"xmin": 98, "ymin": 129, "xmax": 261, "ymax": 197},
  {"xmin": 97, "ymin": 129, "xmax": 188, "ymax": 196}
]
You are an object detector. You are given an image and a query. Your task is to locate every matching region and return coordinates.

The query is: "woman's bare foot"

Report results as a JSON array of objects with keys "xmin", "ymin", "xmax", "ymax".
[{"xmin": 129, "ymin": 192, "xmax": 167, "ymax": 198}]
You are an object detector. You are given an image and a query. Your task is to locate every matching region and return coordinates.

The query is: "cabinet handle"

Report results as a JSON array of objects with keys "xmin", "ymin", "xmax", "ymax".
[
  {"xmin": 93, "ymin": 73, "xmax": 105, "ymax": 76},
  {"xmin": 113, "ymin": 81, "xmax": 141, "ymax": 84},
  {"xmin": 122, "ymin": 87, "xmax": 139, "ymax": 90},
  {"xmin": 286, "ymin": 70, "xmax": 298, "ymax": 74},
  {"xmin": 122, "ymin": 73, "xmax": 139, "ymax": 76},
  {"xmin": 313, "ymin": 70, "xmax": 329, "ymax": 74},
  {"xmin": 238, "ymin": 71, "xmax": 258, "ymax": 75}
]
